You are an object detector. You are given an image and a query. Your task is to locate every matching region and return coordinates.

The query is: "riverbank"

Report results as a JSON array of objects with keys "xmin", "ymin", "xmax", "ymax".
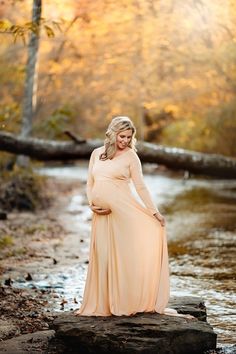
[{"xmin": 0, "ymin": 177, "xmax": 83, "ymax": 342}]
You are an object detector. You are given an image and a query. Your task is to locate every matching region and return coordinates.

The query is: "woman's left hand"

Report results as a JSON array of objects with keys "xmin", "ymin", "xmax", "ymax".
[{"xmin": 153, "ymin": 212, "xmax": 165, "ymax": 227}]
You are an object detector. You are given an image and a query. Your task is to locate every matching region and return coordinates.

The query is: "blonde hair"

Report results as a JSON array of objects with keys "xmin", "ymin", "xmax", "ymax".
[{"xmin": 100, "ymin": 116, "xmax": 137, "ymax": 160}]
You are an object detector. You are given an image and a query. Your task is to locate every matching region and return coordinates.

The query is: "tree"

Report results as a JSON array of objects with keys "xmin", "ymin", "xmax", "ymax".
[{"xmin": 16, "ymin": 0, "xmax": 42, "ymax": 167}]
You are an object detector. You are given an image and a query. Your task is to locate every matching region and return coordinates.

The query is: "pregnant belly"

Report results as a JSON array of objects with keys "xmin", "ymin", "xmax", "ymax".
[{"xmin": 91, "ymin": 183, "xmax": 112, "ymax": 209}]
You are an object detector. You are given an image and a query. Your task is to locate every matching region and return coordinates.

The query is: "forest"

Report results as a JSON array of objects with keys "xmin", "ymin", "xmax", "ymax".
[
  {"xmin": 0, "ymin": 1, "xmax": 235, "ymax": 353},
  {"xmin": 0, "ymin": 0, "xmax": 236, "ymax": 156}
]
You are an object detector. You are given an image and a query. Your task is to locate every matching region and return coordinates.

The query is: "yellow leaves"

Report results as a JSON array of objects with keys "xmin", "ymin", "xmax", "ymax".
[
  {"xmin": 25, "ymin": 20, "xmax": 40, "ymax": 35},
  {"xmin": 110, "ymin": 106, "xmax": 122, "ymax": 117},
  {"xmin": 43, "ymin": 25, "xmax": 55, "ymax": 38},
  {"xmin": 92, "ymin": 21, "xmax": 109, "ymax": 36},
  {"xmin": 158, "ymin": 39, "xmax": 170, "ymax": 49},
  {"xmin": 90, "ymin": 81, "xmax": 99, "ymax": 88},
  {"xmin": 106, "ymin": 58, "xmax": 118, "ymax": 65},
  {"xmin": 175, "ymin": 65, "xmax": 185, "ymax": 73},
  {"xmin": 205, "ymin": 70, "xmax": 216, "ymax": 79},
  {"xmin": 48, "ymin": 61, "xmax": 61, "ymax": 75},
  {"xmin": 188, "ymin": 121, "xmax": 195, "ymax": 128},
  {"xmin": 0, "ymin": 19, "xmax": 12, "ymax": 31},
  {"xmin": 188, "ymin": 81, "xmax": 197, "ymax": 89},
  {"xmin": 144, "ymin": 102, "xmax": 158, "ymax": 110},
  {"xmin": 177, "ymin": 78, "xmax": 197, "ymax": 89},
  {"xmin": 0, "ymin": 20, "xmax": 29, "ymax": 44},
  {"xmin": 107, "ymin": 11, "xmax": 134, "ymax": 24},
  {"xmin": 0, "ymin": 17, "xmax": 62, "ymax": 44},
  {"xmin": 165, "ymin": 105, "xmax": 180, "ymax": 116},
  {"xmin": 204, "ymin": 128, "xmax": 210, "ymax": 136}
]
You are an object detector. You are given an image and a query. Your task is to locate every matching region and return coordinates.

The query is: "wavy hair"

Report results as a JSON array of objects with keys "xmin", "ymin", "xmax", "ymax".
[{"xmin": 99, "ymin": 116, "xmax": 137, "ymax": 160}]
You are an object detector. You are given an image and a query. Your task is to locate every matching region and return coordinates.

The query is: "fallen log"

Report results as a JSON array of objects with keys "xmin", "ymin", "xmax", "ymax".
[{"xmin": 0, "ymin": 131, "xmax": 235, "ymax": 178}]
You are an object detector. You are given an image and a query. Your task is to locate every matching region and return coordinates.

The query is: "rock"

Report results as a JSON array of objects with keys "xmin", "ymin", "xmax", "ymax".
[
  {"xmin": 205, "ymin": 344, "xmax": 236, "ymax": 354},
  {"xmin": 25, "ymin": 272, "xmax": 33, "ymax": 281},
  {"xmin": 0, "ymin": 210, "xmax": 7, "ymax": 220},
  {"xmin": 0, "ymin": 330, "xmax": 56, "ymax": 354},
  {"xmin": 0, "ymin": 319, "xmax": 20, "ymax": 341},
  {"xmin": 4, "ymin": 278, "xmax": 13, "ymax": 286},
  {"xmin": 168, "ymin": 295, "xmax": 207, "ymax": 321},
  {"xmin": 52, "ymin": 296, "xmax": 217, "ymax": 354}
]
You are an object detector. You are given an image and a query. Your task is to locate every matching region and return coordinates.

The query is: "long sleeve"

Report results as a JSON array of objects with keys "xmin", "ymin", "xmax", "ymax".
[
  {"xmin": 86, "ymin": 149, "xmax": 96, "ymax": 206},
  {"xmin": 129, "ymin": 152, "xmax": 159, "ymax": 215}
]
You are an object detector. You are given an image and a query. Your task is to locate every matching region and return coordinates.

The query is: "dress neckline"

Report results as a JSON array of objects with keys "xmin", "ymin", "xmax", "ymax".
[{"xmin": 110, "ymin": 148, "xmax": 132, "ymax": 160}]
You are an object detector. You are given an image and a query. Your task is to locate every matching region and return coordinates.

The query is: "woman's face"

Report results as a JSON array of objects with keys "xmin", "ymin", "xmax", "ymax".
[{"xmin": 116, "ymin": 129, "xmax": 133, "ymax": 150}]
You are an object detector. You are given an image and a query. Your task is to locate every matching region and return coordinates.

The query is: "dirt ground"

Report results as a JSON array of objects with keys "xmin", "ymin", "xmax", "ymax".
[{"xmin": 0, "ymin": 176, "xmax": 85, "ymax": 343}]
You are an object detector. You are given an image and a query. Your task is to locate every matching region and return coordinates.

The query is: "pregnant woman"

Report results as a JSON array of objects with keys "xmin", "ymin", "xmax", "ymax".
[{"xmin": 75, "ymin": 116, "xmax": 195, "ymax": 319}]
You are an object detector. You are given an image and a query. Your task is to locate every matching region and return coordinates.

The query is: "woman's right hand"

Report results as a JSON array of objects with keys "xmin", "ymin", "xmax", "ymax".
[{"xmin": 90, "ymin": 205, "xmax": 112, "ymax": 215}]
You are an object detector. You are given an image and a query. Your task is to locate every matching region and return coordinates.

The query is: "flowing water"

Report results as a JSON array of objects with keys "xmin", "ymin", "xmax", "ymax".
[{"xmin": 12, "ymin": 161, "xmax": 236, "ymax": 350}]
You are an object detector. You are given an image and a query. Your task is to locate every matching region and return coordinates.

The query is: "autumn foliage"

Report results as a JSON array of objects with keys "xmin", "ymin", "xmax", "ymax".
[{"xmin": 0, "ymin": 0, "xmax": 236, "ymax": 156}]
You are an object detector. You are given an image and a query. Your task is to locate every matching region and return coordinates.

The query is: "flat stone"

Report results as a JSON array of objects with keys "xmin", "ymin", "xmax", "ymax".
[
  {"xmin": 0, "ymin": 330, "xmax": 55, "ymax": 354},
  {"xmin": 167, "ymin": 295, "xmax": 207, "ymax": 321},
  {"xmin": 52, "ymin": 296, "xmax": 217, "ymax": 354}
]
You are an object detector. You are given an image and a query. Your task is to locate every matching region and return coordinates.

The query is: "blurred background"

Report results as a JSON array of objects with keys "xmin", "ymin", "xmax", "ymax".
[{"xmin": 1, "ymin": 0, "xmax": 236, "ymax": 155}]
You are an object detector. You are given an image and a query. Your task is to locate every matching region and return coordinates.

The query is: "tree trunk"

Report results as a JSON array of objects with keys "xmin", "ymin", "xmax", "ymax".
[
  {"xmin": 0, "ymin": 131, "xmax": 236, "ymax": 179},
  {"xmin": 17, "ymin": 0, "xmax": 42, "ymax": 167}
]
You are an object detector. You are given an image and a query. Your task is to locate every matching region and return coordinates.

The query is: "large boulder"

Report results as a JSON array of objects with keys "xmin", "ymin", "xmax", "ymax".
[{"xmin": 52, "ymin": 296, "xmax": 217, "ymax": 354}]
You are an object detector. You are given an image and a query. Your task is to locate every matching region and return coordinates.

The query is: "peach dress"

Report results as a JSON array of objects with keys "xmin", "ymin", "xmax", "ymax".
[{"xmin": 76, "ymin": 146, "xmax": 184, "ymax": 317}]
